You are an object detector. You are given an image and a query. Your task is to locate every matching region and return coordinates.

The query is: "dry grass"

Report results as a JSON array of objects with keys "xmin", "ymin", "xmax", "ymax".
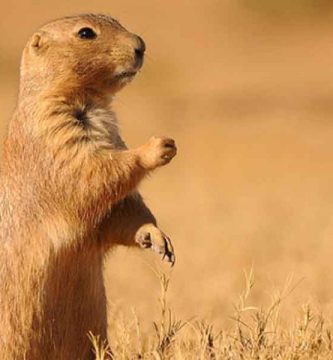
[{"xmin": 91, "ymin": 269, "xmax": 333, "ymax": 359}]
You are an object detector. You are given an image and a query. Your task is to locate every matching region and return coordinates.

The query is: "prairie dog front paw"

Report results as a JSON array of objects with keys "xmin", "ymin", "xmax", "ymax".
[
  {"xmin": 135, "ymin": 224, "xmax": 175, "ymax": 266},
  {"xmin": 138, "ymin": 136, "xmax": 177, "ymax": 170}
]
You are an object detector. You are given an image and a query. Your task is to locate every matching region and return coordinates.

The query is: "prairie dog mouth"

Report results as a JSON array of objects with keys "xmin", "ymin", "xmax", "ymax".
[
  {"xmin": 116, "ymin": 71, "xmax": 137, "ymax": 79},
  {"xmin": 108, "ymin": 70, "xmax": 137, "ymax": 88},
  {"xmin": 111, "ymin": 70, "xmax": 138, "ymax": 84}
]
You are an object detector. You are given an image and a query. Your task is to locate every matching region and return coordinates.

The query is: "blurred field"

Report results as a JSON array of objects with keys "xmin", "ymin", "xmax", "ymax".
[{"xmin": 2, "ymin": 0, "xmax": 333, "ymax": 358}]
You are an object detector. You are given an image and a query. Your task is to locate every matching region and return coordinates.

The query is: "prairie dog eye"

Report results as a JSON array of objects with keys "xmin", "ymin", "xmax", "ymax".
[{"xmin": 77, "ymin": 27, "xmax": 97, "ymax": 40}]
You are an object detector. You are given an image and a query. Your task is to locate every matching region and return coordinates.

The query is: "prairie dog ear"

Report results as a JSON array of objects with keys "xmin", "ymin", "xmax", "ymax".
[{"xmin": 29, "ymin": 31, "xmax": 49, "ymax": 53}]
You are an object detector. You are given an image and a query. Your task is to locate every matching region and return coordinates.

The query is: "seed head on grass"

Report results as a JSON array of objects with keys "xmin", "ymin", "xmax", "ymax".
[{"xmin": 88, "ymin": 332, "xmax": 113, "ymax": 360}]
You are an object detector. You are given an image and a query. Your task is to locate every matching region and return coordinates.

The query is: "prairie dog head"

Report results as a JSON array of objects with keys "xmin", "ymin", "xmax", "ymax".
[{"xmin": 21, "ymin": 14, "xmax": 145, "ymax": 96}]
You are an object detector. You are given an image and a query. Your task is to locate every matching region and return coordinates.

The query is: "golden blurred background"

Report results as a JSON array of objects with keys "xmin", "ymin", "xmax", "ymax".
[{"xmin": 2, "ymin": 0, "xmax": 333, "ymax": 330}]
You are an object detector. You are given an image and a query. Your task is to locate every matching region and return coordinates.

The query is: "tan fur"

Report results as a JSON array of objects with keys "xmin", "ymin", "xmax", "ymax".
[{"xmin": 0, "ymin": 14, "xmax": 176, "ymax": 360}]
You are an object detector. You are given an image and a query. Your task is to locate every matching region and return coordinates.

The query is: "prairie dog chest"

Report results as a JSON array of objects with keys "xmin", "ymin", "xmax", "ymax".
[{"xmin": 76, "ymin": 105, "xmax": 126, "ymax": 149}]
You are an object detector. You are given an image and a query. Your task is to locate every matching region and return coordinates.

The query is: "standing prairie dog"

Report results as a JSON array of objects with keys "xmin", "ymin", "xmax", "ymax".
[{"xmin": 0, "ymin": 14, "xmax": 177, "ymax": 360}]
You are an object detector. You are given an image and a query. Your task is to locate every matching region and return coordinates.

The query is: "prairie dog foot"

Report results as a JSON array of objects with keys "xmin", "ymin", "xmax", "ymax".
[
  {"xmin": 135, "ymin": 224, "xmax": 175, "ymax": 266},
  {"xmin": 138, "ymin": 136, "xmax": 177, "ymax": 170}
]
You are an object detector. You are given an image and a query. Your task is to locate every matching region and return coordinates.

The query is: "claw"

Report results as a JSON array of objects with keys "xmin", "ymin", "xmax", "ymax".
[
  {"xmin": 162, "ymin": 234, "xmax": 175, "ymax": 267},
  {"xmin": 169, "ymin": 252, "xmax": 176, "ymax": 267}
]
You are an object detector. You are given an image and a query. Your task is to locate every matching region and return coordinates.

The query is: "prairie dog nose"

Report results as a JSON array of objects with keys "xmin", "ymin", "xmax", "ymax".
[{"xmin": 134, "ymin": 36, "xmax": 146, "ymax": 58}]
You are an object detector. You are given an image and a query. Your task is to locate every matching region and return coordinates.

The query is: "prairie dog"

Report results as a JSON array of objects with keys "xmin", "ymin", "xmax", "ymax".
[{"xmin": 0, "ymin": 14, "xmax": 176, "ymax": 360}]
